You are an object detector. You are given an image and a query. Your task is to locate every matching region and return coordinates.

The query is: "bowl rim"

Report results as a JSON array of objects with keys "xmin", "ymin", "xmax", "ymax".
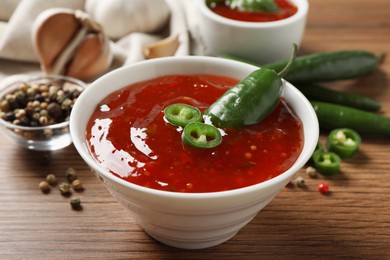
[
  {"xmin": 70, "ymin": 56, "xmax": 319, "ymax": 200},
  {"xmin": 0, "ymin": 74, "xmax": 87, "ymax": 131},
  {"xmin": 198, "ymin": 0, "xmax": 309, "ymax": 28}
]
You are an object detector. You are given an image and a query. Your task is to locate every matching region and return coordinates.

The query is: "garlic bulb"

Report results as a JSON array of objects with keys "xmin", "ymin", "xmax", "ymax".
[
  {"xmin": 32, "ymin": 8, "xmax": 113, "ymax": 81},
  {"xmin": 85, "ymin": 0, "xmax": 171, "ymax": 40}
]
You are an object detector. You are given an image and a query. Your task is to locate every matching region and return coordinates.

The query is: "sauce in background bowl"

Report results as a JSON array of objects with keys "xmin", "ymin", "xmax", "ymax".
[
  {"xmin": 198, "ymin": 0, "xmax": 309, "ymax": 64},
  {"xmin": 208, "ymin": 0, "xmax": 298, "ymax": 22}
]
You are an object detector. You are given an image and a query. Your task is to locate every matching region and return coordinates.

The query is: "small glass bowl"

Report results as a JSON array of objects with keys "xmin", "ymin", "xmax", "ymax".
[{"xmin": 0, "ymin": 75, "xmax": 87, "ymax": 151}]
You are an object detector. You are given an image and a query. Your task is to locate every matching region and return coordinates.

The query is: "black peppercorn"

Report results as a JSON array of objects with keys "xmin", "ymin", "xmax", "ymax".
[{"xmin": 47, "ymin": 102, "xmax": 63, "ymax": 120}]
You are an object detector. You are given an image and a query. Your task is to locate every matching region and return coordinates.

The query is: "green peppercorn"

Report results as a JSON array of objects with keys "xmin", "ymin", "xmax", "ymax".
[
  {"xmin": 59, "ymin": 182, "xmax": 71, "ymax": 196},
  {"xmin": 70, "ymin": 197, "xmax": 82, "ymax": 210},
  {"xmin": 305, "ymin": 166, "xmax": 318, "ymax": 178},
  {"xmin": 295, "ymin": 176, "xmax": 306, "ymax": 188},
  {"xmin": 65, "ymin": 167, "xmax": 78, "ymax": 182},
  {"xmin": 56, "ymin": 90, "xmax": 66, "ymax": 103},
  {"xmin": 46, "ymin": 174, "xmax": 57, "ymax": 186},
  {"xmin": 61, "ymin": 98, "xmax": 73, "ymax": 111}
]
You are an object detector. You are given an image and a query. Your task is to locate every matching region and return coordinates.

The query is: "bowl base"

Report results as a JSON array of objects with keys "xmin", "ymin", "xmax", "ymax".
[{"xmin": 145, "ymin": 229, "xmax": 238, "ymax": 250}]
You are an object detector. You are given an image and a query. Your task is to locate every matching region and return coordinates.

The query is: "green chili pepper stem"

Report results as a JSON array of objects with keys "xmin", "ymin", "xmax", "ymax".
[
  {"xmin": 311, "ymin": 101, "xmax": 390, "ymax": 137},
  {"xmin": 297, "ymin": 83, "xmax": 381, "ymax": 112},
  {"xmin": 277, "ymin": 43, "xmax": 297, "ymax": 78}
]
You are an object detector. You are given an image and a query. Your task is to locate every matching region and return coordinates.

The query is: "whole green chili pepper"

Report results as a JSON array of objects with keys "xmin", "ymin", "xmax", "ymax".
[
  {"xmin": 297, "ymin": 83, "xmax": 381, "ymax": 112},
  {"xmin": 311, "ymin": 101, "xmax": 390, "ymax": 137},
  {"xmin": 263, "ymin": 50, "xmax": 381, "ymax": 83},
  {"xmin": 182, "ymin": 122, "xmax": 222, "ymax": 149},
  {"xmin": 207, "ymin": 0, "xmax": 278, "ymax": 12},
  {"xmin": 222, "ymin": 50, "xmax": 381, "ymax": 83},
  {"xmin": 327, "ymin": 128, "xmax": 361, "ymax": 159},
  {"xmin": 164, "ymin": 103, "xmax": 202, "ymax": 127},
  {"xmin": 313, "ymin": 151, "xmax": 341, "ymax": 176},
  {"xmin": 204, "ymin": 44, "xmax": 297, "ymax": 127}
]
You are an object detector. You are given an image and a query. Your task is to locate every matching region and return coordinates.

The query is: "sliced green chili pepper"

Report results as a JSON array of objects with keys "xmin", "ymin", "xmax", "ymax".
[
  {"xmin": 311, "ymin": 101, "xmax": 390, "ymax": 137},
  {"xmin": 182, "ymin": 122, "xmax": 222, "ymax": 149},
  {"xmin": 313, "ymin": 151, "xmax": 341, "ymax": 176},
  {"xmin": 222, "ymin": 50, "xmax": 381, "ymax": 83},
  {"xmin": 207, "ymin": 0, "xmax": 278, "ymax": 12},
  {"xmin": 309, "ymin": 142, "xmax": 324, "ymax": 164},
  {"xmin": 164, "ymin": 103, "xmax": 202, "ymax": 127},
  {"xmin": 297, "ymin": 83, "xmax": 381, "ymax": 112},
  {"xmin": 327, "ymin": 128, "xmax": 361, "ymax": 159},
  {"xmin": 204, "ymin": 44, "xmax": 297, "ymax": 128}
]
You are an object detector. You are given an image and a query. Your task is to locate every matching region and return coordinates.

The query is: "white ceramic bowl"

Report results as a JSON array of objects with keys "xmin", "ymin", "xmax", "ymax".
[
  {"xmin": 197, "ymin": 0, "xmax": 309, "ymax": 64},
  {"xmin": 70, "ymin": 56, "xmax": 318, "ymax": 249},
  {"xmin": 0, "ymin": 75, "xmax": 86, "ymax": 151}
]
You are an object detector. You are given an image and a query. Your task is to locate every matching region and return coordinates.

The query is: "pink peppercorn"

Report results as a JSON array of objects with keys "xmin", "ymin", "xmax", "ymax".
[{"xmin": 318, "ymin": 182, "xmax": 330, "ymax": 194}]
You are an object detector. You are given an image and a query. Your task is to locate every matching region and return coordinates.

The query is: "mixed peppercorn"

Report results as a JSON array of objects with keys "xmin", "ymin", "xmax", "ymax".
[
  {"xmin": 0, "ymin": 78, "xmax": 83, "ymax": 142},
  {"xmin": 0, "ymin": 79, "xmax": 82, "ymax": 126},
  {"xmin": 39, "ymin": 167, "xmax": 84, "ymax": 211}
]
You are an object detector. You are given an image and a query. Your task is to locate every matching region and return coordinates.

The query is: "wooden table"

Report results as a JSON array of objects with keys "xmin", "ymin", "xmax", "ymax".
[{"xmin": 1, "ymin": 1, "xmax": 390, "ymax": 259}]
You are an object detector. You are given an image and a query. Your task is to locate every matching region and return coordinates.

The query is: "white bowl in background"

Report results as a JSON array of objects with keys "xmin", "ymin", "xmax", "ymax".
[
  {"xmin": 197, "ymin": 0, "xmax": 309, "ymax": 64},
  {"xmin": 70, "ymin": 56, "xmax": 318, "ymax": 249}
]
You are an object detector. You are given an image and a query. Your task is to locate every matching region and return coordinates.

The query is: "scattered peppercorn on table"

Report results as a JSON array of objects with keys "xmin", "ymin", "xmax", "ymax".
[{"xmin": 1, "ymin": 0, "xmax": 390, "ymax": 259}]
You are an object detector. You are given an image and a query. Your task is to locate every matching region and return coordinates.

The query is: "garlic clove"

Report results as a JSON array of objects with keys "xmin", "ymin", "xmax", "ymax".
[
  {"xmin": 143, "ymin": 34, "xmax": 180, "ymax": 59},
  {"xmin": 32, "ymin": 8, "xmax": 113, "ymax": 81},
  {"xmin": 32, "ymin": 9, "xmax": 80, "ymax": 74},
  {"xmin": 66, "ymin": 33, "xmax": 112, "ymax": 80}
]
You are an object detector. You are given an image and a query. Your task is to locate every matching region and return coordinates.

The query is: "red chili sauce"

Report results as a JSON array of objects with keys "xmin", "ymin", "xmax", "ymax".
[
  {"xmin": 86, "ymin": 74, "xmax": 304, "ymax": 193},
  {"xmin": 208, "ymin": 0, "xmax": 297, "ymax": 22}
]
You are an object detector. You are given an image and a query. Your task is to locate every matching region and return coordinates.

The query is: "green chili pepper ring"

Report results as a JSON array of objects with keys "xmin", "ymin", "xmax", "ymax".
[
  {"xmin": 164, "ymin": 103, "xmax": 202, "ymax": 127},
  {"xmin": 327, "ymin": 128, "xmax": 361, "ymax": 159},
  {"xmin": 313, "ymin": 151, "xmax": 341, "ymax": 176},
  {"xmin": 182, "ymin": 122, "xmax": 222, "ymax": 149}
]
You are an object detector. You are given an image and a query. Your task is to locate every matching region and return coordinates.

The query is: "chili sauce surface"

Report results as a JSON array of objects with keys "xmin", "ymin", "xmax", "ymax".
[
  {"xmin": 209, "ymin": 0, "xmax": 297, "ymax": 22},
  {"xmin": 86, "ymin": 74, "xmax": 304, "ymax": 193}
]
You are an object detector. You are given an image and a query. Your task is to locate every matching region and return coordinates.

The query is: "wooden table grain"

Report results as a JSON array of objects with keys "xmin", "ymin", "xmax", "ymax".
[{"xmin": 1, "ymin": 1, "xmax": 390, "ymax": 259}]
